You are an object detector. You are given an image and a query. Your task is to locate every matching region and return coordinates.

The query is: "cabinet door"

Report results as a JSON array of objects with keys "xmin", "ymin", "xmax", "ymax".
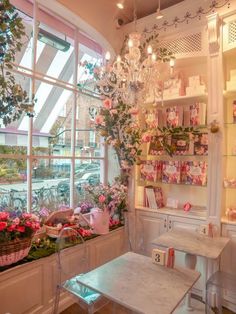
[
  {"xmin": 221, "ymin": 224, "xmax": 236, "ymax": 308},
  {"xmin": 135, "ymin": 210, "xmax": 167, "ymax": 256},
  {"xmin": 168, "ymin": 215, "xmax": 202, "ymax": 232},
  {"xmin": 168, "ymin": 215, "xmax": 206, "ymax": 297}
]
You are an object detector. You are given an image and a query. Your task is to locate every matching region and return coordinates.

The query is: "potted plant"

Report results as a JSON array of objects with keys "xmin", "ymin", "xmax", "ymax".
[
  {"xmin": 85, "ymin": 182, "xmax": 128, "ymax": 234},
  {"xmin": 0, "ymin": 211, "xmax": 40, "ymax": 266}
]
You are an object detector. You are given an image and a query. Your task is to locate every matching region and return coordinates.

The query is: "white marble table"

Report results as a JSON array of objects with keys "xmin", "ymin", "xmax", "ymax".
[
  {"xmin": 152, "ymin": 229, "xmax": 230, "ymax": 259},
  {"xmin": 76, "ymin": 252, "xmax": 200, "ymax": 314},
  {"xmin": 152, "ymin": 229, "xmax": 230, "ymax": 312}
]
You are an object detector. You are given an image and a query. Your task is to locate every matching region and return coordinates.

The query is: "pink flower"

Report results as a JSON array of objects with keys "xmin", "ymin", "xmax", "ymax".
[
  {"xmin": 128, "ymin": 107, "xmax": 139, "ymax": 115},
  {"xmin": 141, "ymin": 133, "xmax": 152, "ymax": 143},
  {"xmin": 0, "ymin": 212, "xmax": 9, "ymax": 220},
  {"xmin": 103, "ymin": 98, "xmax": 112, "ymax": 109},
  {"xmin": 0, "ymin": 221, "xmax": 7, "ymax": 231},
  {"xmin": 95, "ymin": 115, "xmax": 104, "ymax": 125},
  {"xmin": 110, "ymin": 109, "xmax": 118, "ymax": 115},
  {"xmin": 22, "ymin": 213, "xmax": 32, "ymax": 219},
  {"xmin": 98, "ymin": 195, "xmax": 106, "ymax": 203},
  {"xmin": 13, "ymin": 217, "xmax": 20, "ymax": 225}
]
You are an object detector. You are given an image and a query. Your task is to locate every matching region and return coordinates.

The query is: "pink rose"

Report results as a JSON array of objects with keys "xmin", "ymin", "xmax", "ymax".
[
  {"xmin": 22, "ymin": 213, "xmax": 32, "ymax": 219},
  {"xmin": 141, "ymin": 133, "xmax": 152, "ymax": 143},
  {"xmin": 0, "ymin": 212, "xmax": 9, "ymax": 220},
  {"xmin": 128, "ymin": 107, "xmax": 139, "ymax": 115},
  {"xmin": 110, "ymin": 109, "xmax": 118, "ymax": 115},
  {"xmin": 98, "ymin": 195, "xmax": 106, "ymax": 203},
  {"xmin": 103, "ymin": 98, "xmax": 112, "ymax": 109},
  {"xmin": 0, "ymin": 221, "xmax": 7, "ymax": 231},
  {"xmin": 95, "ymin": 115, "xmax": 104, "ymax": 125},
  {"xmin": 13, "ymin": 217, "xmax": 20, "ymax": 225}
]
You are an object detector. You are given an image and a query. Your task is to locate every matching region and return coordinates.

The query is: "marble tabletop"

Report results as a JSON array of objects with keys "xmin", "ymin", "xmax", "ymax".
[
  {"xmin": 152, "ymin": 229, "xmax": 230, "ymax": 259},
  {"xmin": 76, "ymin": 252, "xmax": 200, "ymax": 314}
]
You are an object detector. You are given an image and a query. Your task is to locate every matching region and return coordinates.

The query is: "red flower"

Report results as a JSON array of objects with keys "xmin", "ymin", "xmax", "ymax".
[
  {"xmin": 22, "ymin": 213, "xmax": 32, "ymax": 219},
  {"xmin": 0, "ymin": 212, "xmax": 10, "ymax": 220},
  {"xmin": 0, "ymin": 221, "xmax": 7, "ymax": 231},
  {"xmin": 16, "ymin": 225, "xmax": 25, "ymax": 233},
  {"xmin": 7, "ymin": 224, "xmax": 16, "ymax": 232}
]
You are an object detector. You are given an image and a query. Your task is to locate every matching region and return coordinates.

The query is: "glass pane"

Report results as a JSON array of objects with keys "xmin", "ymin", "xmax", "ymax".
[
  {"xmin": 31, "ymin": 158, "xmax": 71, "ymax": 213},
  {"xmin": 74, "ymin": 159, "xmax": 101, "ymax": 207},
  {"xmin": 0, "ymin": 158, "xmax": 27, "ymax": 212},
  {"xmin": 76, "ymin": 93, "xmax": 103, "ymax": 157}
]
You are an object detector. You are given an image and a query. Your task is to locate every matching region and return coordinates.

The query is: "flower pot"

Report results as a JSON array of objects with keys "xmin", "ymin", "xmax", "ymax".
[
  {"xmin": 0, "ymin": 237, "xmax": 33, "ymax": 266},
  {"xmin": 90, "ymin": 208, "xmax": 109, "ymax": 235}
]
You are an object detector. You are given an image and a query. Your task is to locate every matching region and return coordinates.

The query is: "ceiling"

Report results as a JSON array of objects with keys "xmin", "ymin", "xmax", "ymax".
[
  {"xmin": 115, "ymin": 0, "xmax": 184, "ymax": 25},
  {"xmin": 57, "ymin": 0, "xmax": 185, "ymax": 52}
]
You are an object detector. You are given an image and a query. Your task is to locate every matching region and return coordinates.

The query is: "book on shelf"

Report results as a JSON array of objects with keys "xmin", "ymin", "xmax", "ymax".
[
  {"xmin": 181, "ymin": 161, "xmax": 208, "ymax": 186},
  {"xmin": 194, "ymin": 133, "xmax": 208, "ymax": 155},
  {"xmin": 148, "ymin": 136, "xmax": 164, "ymax": 156},
  {"xmin": 144, "ymin": 186, "xmax": 164, "ymax": 209},
  {"xmin": 189, "ymin": 102, "xmax": 206, "ymax": 126},
  {"xmin": 171, "ymin": 134, "xmax": 190, "ymax": 155},
  {"xmin": 165, "ymin": 106, "xmax": 183, "ymax": 127},
  {"xmin": 162, "ymin": 161, "xmax": 181, "ymax": 184},
  {"xmin": 144, "ymin": 109, "xmax": 164, "ymax": 128}
]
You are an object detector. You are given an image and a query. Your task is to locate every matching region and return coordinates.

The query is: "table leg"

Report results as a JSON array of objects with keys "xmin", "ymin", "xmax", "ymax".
[{"xmin": 185, "ymin": 253, "xmax": 197, "ymax": 311}]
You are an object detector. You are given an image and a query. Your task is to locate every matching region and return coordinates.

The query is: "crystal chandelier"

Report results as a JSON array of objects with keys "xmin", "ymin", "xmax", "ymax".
[{"xmin": 96, "ymin": 1, "xmax": 175, "ymax": 106}]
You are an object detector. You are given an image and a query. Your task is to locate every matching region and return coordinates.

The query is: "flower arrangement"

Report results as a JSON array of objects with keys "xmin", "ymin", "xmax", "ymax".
[
  {"xmin": 0, "ymin": 211, "xmax": 40, "ymax": 242},
  {"xmin": 95, "ymin": 97, "xmax": 143, "ymax": 173},
  {"xmin": 85, "ymin": 182, "xmax": 128, "ymax": 219}
]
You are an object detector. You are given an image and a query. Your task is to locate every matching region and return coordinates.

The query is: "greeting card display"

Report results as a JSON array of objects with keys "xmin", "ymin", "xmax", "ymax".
[
  {"xmin": 166, "ymin": 106, "xmax": 183, "ymax": 127},
  {"xmin": 145, "ymin": 109, "xmax": 159, "ymax": 129},
  {"xmin": 139, "ymin": 161, "xmax": 158, "ymax": 182},
  {"xmin": 194, "ymin": 133, "xmax": 208, "ymax": 155},
  {"xmin": 162, "ymin": 161, "xmax": 181, "ymax": 184},
  {"xmin": 144, "ymin": 186, "xmax": 164, "ymax": 209},
  {"xmin": 149, "ymin": 137, "xmax": 164, "ymax": 156},
  {"xmin": 189, "ymin": 103, "xmax": 206, "ymax": 126},
  {"xmin": 181, "ymin": 161, "xmax": 207, "ymax": 186},
  {"xmin": 171, "ymin": 134, "xmax": 189, "ymax": 155}
]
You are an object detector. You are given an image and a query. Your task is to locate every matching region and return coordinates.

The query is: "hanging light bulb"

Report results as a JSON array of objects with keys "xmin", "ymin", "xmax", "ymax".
[
  {"xmin": 156, "ymin": 0, "xmax": 163, "ymax": 20},
  {"xmin": 105, "ymin": 51, "xmax": 111, "ymax": 61},
  {"xmin": 116, "ymin": 1, "xmax": 124, "ymax": 9}
]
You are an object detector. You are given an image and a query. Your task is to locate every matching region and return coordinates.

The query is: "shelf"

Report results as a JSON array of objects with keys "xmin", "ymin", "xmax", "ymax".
[
  {"xmin": 135, "ymin": 205, "xmax": 207, "ymax": 220},
  {"xmin": 145, "ymin": 93, "xmax": 208, "ymax": 106},
  {"xmin": 139, "ymin": 154, "xmax": 208, "ymax": 159},
  {"xmin": 224, "ymin": 122, "xmax": 236, "ymax": 126},
  {"xmin": 137, "ymin": 180, "xmax": 207, "ymax": 188},
  {"xmin": 224, "ymin": 90, "xmax": 236, "ymax": 98}
]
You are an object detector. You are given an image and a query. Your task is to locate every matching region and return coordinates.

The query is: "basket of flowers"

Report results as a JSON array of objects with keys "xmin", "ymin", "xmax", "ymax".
[
  {"xmin": 44, "ymin": 209, "xmax": 78, "ymax": 238},
  {"xmin": 0, "ymin": 211, "xmax": 41, "ymax": 266}
]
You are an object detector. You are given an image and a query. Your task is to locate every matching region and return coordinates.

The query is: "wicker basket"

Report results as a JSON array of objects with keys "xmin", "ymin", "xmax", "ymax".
[{"xmin": 0, "ymin": 237, "xmax": 33, "ymax": 266}]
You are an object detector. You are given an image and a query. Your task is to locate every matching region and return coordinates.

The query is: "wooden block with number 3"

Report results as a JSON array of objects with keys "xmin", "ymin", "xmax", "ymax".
[{"xmin": 152, "ymin": 248, "xmax": 166, "ymax": 266}]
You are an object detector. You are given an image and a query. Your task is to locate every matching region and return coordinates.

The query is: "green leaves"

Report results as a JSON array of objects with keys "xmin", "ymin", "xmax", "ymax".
[{"xmin": 0, "ymin": 0, "xmax": 30, "ymax": 126}]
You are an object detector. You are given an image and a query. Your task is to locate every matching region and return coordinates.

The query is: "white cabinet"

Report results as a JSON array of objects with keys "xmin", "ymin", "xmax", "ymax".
[
  {"xmin": 220, "ymin": 223, "xmax": 236, "ymax": 311},
  {"xmin": 135, "ymin": 210, "xmax": 167, "ymax": 256}
]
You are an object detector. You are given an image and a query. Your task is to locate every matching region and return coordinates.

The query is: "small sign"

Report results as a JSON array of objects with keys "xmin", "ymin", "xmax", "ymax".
[{"xmin": 152, "ymin": 249, "xmax": 166, "ymax": 266}]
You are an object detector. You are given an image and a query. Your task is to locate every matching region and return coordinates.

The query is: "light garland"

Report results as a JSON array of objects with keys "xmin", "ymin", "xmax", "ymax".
[{"xmin": 142, "ymin": 0, "xmax": 231, "ymax": 34}]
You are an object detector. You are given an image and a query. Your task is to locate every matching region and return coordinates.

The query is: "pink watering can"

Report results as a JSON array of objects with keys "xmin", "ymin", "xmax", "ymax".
[{"xmin": 77, "ymin": 208, "xmax": 110, "ymax": 235}]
